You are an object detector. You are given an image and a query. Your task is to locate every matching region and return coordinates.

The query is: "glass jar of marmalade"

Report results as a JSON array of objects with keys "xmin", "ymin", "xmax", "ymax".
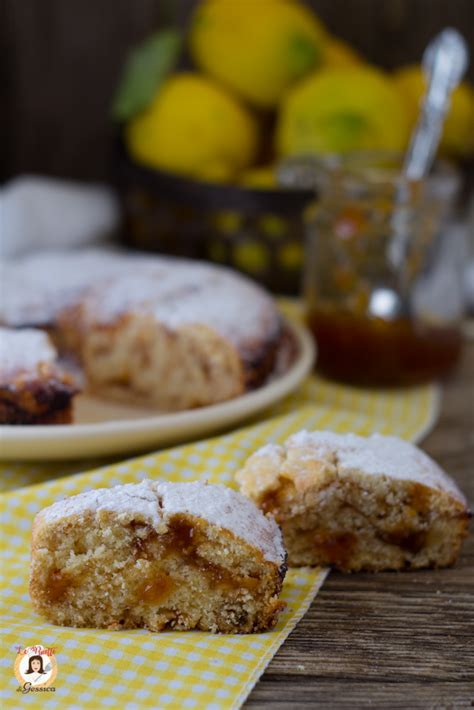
[{"xmin": 280, "ymin": 153, "xmax": 464, "ymax": 386}]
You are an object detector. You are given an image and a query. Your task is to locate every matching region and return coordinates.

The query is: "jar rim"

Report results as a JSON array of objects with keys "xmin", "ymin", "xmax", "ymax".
[{"xmin": 279, "ymin": 150, "xmax": 460, "ymax": 198}]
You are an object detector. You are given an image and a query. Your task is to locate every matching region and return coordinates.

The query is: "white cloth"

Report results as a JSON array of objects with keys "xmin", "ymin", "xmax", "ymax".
[{"xmin": 0, "ymin": 175, "xmax": 120, "ymax": 258}]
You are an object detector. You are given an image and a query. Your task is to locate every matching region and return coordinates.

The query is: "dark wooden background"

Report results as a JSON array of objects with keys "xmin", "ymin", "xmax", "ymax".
[{"xmin": 2, "ymin": 0, "xmax": 474, "ymax": 183}]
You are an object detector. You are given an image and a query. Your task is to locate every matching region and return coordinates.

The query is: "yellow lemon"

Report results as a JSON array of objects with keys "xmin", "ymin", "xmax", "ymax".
[
  {"xmin": 190, "ymin": 0, "xmax": 327, "ymax": 108},
  {"xmin": 277, "ymin": 66, "xmax": 410, "ymax": 156},
  {"xmin": 324, "ymin": 36, "xmax": 364, "ymax": 68},
  {"xmin": 239, "ymin": 165, "xmax": 277, "ymax": 189},
  {"xmin": 393, "ymin": 65, "xmax": 474, "ymax": 157},
  {"xmin": 126, "ymin": 72, "xmax": 258, "ymax": 182}
]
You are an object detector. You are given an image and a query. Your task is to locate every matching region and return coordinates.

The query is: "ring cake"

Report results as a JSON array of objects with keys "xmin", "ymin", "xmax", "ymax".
[
  {"xmin": 30, "ymin": 480, "xmax": 287, "ymax": 633},
  {"xmin": 236, "ymin": 430, "xmax": 469, "ymax": 571},
  {"xmin": 1, "ymin": 250, "xmax": 283, "ymax": 416},
  {"xmin": 0, "ymin": 327, "xmax": 77, "ymax": 424}
]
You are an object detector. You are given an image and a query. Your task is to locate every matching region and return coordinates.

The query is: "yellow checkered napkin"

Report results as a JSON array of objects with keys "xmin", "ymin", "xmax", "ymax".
[
  {"xmin": 1, "ymin": 562, "xmax": 326, "ymax": 710},
  {"xmin": 0, "ymin": 395, "xmax": 439, "ymax": 709},
  {"xmin": 0, "ymin": 377, "xmax": 439, "ymax": 492}
]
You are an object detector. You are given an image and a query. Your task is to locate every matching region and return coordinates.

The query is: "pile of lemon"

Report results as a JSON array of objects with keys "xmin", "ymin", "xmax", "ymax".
[{"xmin": 125, "ymin": 0, "xmax": 474, "ymax": 188}]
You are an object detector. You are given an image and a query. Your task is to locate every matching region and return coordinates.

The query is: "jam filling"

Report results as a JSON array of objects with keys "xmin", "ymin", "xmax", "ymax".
[
  {"xmin": 136, "ymin": 516, "xmax": 262, "ymax": 602},
  {"xmin": 46, "ymin": 516, "xmax": 264, "ymax": 607}
]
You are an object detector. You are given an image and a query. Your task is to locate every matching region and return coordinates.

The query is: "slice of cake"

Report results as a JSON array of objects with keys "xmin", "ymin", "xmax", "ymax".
[
  {"xmin": 0, "ymin": 327, "xmax": 78, "ymax": 424},
  {"xmin": 236, "ymin": 431, "xmax": 469, "ymax": 571},
  {"xmin": 30, "ymin": 481, "xmax": 287, "ymax": 633},
  {"xmin": 57, "ymin": 260, "xmax": 282, "ymax": 410}
]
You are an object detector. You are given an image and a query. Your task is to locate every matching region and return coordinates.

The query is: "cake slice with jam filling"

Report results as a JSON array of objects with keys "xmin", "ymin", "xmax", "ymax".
[
  {"xmin": 30, "ymin": 480, "xmax": 287, "ymax": 633},
  {"xmin": 236, "ymin": 431, "xmax": 469, "ymax": 571}
]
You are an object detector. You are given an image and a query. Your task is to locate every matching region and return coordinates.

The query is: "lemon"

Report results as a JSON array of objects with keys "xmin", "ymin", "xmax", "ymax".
[
  {"xmin": 239, "ymin": 165, "xmax": 277, "ymax": 189},
  {"xmin": 126, "ymin": 72, "xmax": 258, "ymax": 182},
  {"xmin": 394, "ymin": 65, "xmax": 474, "ymax": 157},
  {"xmin": 277, "ymin": 66, "xmax": 410, "ymax": 156},
  {"xmin": 190, "ymin": 0, "xmax": 327, "ymax": 108},
  {"xmin": 324, "ymin": 36, "xmax": 364, "ymax": 68}
]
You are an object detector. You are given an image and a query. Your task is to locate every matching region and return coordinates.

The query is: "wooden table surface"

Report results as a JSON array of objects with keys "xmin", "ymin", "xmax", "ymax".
[{"xmin": 247, "ymin": 342, "xmax": 474, "ymax": 709}]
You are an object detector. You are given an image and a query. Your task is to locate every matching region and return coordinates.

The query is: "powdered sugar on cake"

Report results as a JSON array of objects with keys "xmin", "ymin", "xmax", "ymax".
[
  {"xmin": 251, "ymin": 443, "xmax": 285, "ymax": 464},
  {"xmin": 77, "ymin": 261, "xmax": 279, "ymax": 353},
  {"xmin": 1, "ymin": 250, "xmax": 280, "ymax": 354},
  {"xmin": 38, "ymin": 480, "xmax": 164, "ymax": 531},
  {"xmin": 0, "ymin": 249, "xmax": 133, "ymax": 326},
  {"xmin": 255, "ymin": 430, "xmax": 466, "ymax": 503},
  {"xmin": 38, "ymin": 480, "xmax": 285, "ymax": 565},
  {"xmin": 0, "ymin": 327, "xmax": 56, "ymax": 377},
  {"xmin": 158, "ymin": 481, "xmax": 285, "ymax": 564}
]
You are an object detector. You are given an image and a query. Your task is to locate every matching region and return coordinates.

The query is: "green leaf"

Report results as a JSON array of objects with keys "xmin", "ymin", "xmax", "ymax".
[{"xmin": 112, "ymin": 29, "xmax": 182, "ymax": 122}]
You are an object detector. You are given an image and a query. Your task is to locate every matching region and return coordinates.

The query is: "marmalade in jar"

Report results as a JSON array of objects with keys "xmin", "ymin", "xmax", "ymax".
[
  {"xmin": 307, "ymin": 307, "xmax": 462, "ymax": 386},
  {"xmin": 292, "ymin": 152, "xmax": 463, "ymax": 386}
]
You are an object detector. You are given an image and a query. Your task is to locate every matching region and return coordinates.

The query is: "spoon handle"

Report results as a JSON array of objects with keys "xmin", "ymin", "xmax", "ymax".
[
  {"xmin": 389, "ymin": 29, "xmax": 469, "ymax": 272},
  {"xmin": 403, "ymin": 28, "xmax": 469, "ymax": 181}
]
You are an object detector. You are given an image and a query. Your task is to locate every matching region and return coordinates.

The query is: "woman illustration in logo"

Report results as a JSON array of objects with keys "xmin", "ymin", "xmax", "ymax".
[{"xmin": 24, "ymin": 655, "xmax": 49, "ymax": 685}]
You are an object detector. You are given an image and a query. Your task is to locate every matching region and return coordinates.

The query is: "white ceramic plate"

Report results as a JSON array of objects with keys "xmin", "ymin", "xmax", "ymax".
[{"xmin": 0, "ymin": 318, "xmax": 315, "ymax": 461}]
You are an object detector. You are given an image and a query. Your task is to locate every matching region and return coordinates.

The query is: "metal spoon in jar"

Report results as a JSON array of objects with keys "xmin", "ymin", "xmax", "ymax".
[
  {"xmin": 404, "ymin": 28, "xmax": 469, "ymax": 182},
  {"xmin": 384, "ymin": 28, "xmax": 469, "ymax": 291}
]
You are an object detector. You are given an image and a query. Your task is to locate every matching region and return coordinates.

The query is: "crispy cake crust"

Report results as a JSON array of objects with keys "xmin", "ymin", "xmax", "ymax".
[
  {"xmin": 0, "ymin": 328, "xmax": 77, "ymax": 425},
  {"xmin": 0, "ymin": 377, "xmax": 76, "ymax": 424}
]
